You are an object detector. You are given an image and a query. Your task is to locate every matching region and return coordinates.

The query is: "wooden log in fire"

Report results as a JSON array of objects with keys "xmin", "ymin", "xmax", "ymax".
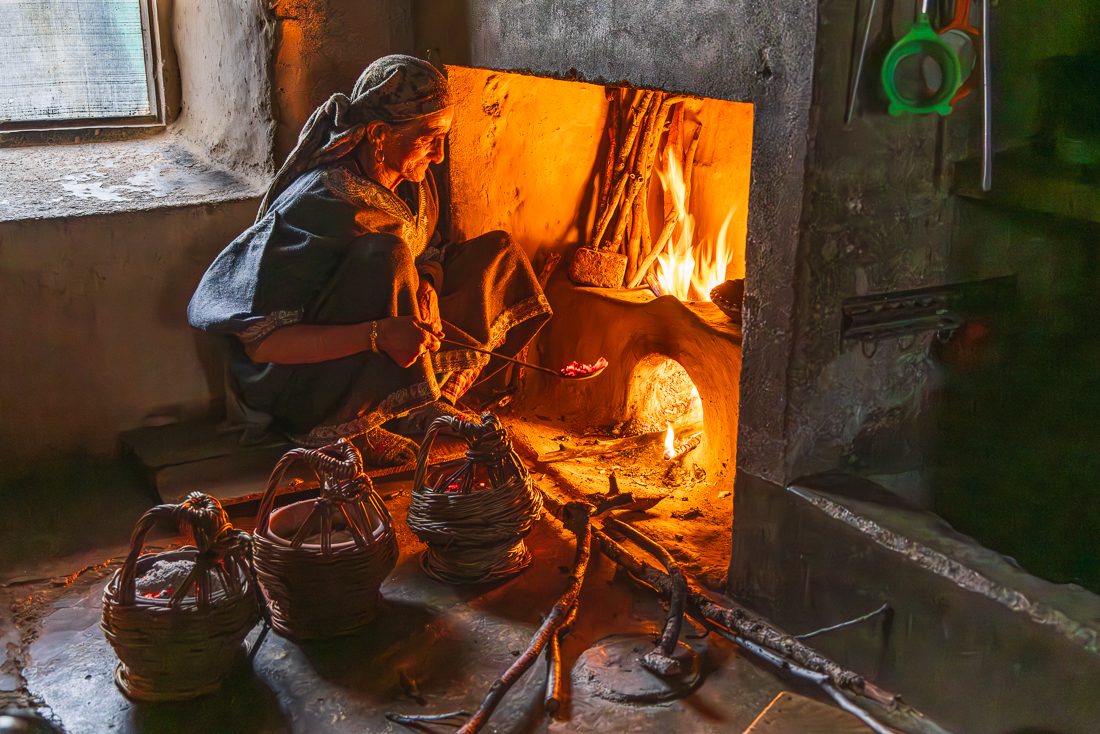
[
  {"xmin": 592, "ymin": 91, "xmax": 653, "ymax": 250},
  {"xmin": 627, "ymin": 118, "xmax": 703, "ymax": 290}
]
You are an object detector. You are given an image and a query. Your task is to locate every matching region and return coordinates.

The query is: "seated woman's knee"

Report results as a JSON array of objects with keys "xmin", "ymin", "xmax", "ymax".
[{"xmin": 480, "ymin": 230, "xmax": 521, "ymax": 256}]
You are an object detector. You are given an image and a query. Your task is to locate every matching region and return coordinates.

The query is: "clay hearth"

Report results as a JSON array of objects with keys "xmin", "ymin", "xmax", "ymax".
[{"xmin": 523, "ymin": 271, "xmax": 742, "ymax": 477}]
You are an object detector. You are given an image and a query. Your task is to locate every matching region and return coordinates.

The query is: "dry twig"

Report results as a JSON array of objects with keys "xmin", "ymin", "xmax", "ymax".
[
  {"xmin": 604, "ymin": 517, "xmax": 688, "ymax": 676},
  {"xmin": 593, "ymin": 524, "xmax": 951, "ymax": 734},
  {"xmin": 389, "ymin": 502, "xmax": 593, "ymax": 734}
]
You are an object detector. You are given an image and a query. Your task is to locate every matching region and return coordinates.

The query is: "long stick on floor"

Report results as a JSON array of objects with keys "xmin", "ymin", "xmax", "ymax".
[
  {"xmin": 593, "ymin": 521, "xmax": 954, "ymax": 734},
  {"xmin": 387, "ymin": 502, "xmax": 594, "ymax": 734}
]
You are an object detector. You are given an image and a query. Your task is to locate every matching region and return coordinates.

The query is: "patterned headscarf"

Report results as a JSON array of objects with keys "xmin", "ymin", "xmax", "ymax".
[{"xmin": 256, "ymin": 55, "xmax": 453, "ymax": 221}]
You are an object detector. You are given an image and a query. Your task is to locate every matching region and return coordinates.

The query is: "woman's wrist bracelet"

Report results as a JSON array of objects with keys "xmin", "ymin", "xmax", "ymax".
[{"xmin": 370, "ymin": 320, "xmax": 379, "ymax": 353}]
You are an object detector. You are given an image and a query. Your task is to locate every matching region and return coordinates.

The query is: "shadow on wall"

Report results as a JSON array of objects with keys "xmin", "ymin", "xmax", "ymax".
[
  {"xmin": 412, "ymin": 0, "xmax": 472, "ymax": 69},
  {"xmin": 270, "ymin": 0, "xmax": 417, "ymax": 164}
]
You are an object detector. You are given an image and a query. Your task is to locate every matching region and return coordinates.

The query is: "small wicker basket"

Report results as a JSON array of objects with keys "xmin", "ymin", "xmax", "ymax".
[
  {"xmin": 253, "ymin": 439, "xmax": 399, "ymax": 640},
  {"xmin": 101, "ymin": 492, "xmax": 261, "ymax": 702},
  {"xmin": 408, "ymin": 412, "xmax": 543, "ymax": 584}
]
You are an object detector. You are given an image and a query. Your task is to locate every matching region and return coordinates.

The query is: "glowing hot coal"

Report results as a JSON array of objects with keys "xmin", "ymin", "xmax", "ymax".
[{"xmin": 560, "ymin": 357, "xmax": 609, "ymax": 377}]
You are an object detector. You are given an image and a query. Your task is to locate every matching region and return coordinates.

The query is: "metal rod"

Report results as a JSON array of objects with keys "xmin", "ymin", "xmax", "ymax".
[
  {"xmin": 981, "ymin": 0, "xmax": 992, "ymax": 191},
  {"xmin": 438, "ymin": 338, "xmax": 561, "ymax": 378},
  {"xmin": 795, "ymin": 603, "xmax": 891, "ymax": 640},
  {"xmin": 846, "ymin": 0, "xmax": 879, "ymax": 125}
]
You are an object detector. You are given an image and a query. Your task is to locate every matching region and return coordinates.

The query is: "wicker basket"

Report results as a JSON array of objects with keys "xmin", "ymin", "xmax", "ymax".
[
  {"xmin": 408, "ymin": 412, "xmax": 543, "ymax": 584},
  {"xmin": 101, "ymin": 493, "xmax": 261, "ymax": 702},
  {"xmin": 253, "ymin": 439, "xmax": 399, "ymax": 640}
]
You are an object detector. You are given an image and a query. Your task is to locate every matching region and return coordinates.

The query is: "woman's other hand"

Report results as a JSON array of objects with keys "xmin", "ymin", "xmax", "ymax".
[
  {"xmin": 376, "ymin": 316, "xmax": 441, "ymax": 368},
  {"xmin": 416, "ymin": 278, "xmax": 443, "ymax": 336}
]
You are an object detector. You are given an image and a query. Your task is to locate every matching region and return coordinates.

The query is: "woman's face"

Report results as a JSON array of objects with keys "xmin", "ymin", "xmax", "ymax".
[{"xmin": 375, "ymin": 108, "xmax": 454, "ymax": 184}]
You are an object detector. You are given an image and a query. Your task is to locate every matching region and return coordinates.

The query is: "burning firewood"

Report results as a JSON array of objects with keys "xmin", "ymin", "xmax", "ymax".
[
  {"xmin": 629, "ymin": 122, "xmax": 702, "ymax": 289},
  {"xmin": 663, "ymin": 426, "xmax": 703, "ymax": 463},
  {"xmin": 575, "ymin": 88, "xmax": 691, "ymax": 289}
]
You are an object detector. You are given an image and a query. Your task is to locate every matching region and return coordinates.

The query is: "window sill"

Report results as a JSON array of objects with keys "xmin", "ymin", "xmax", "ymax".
[{"xmin": 0, "ymin": 135, "xmax": 265, "ymax": 224}]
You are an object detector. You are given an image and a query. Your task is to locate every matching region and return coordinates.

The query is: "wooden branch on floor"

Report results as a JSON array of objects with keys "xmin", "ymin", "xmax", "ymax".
[
  {"xmin": 593, "ymin": 522, "xmax": 954, "ymax": 734},
  {"xmin": 387, "ymin": 502, "xmax": 594, "ymax": 734},
  {"xmin": 604, "ymin": 517, "xmax": 688, "ymax": 676},
  {"xmin": 543, "ymin": 602, "xmax": 578, "ymax": 715}
]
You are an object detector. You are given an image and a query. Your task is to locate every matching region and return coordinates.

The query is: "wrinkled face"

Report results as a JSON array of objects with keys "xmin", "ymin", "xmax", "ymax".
[{"xmin": 375, "ymin": 107, "xmax": 454, "ymax": 184}]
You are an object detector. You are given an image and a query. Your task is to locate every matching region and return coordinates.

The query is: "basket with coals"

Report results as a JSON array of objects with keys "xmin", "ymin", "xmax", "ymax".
[
  {"xmin": 408, "ymin": 412, "xmax": 544, "ymax": 584},
  {"xmin": 101, "ymin": 492, "xmax": 263, "ymax": 701}
]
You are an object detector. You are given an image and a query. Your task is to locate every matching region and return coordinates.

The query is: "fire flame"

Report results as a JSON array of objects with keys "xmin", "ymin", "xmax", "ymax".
[
  {"xmin": 654, "ymin": 150, "xmax": 737, "ymax": 302},
  {"xmin": 663, "ymin": 422, "xmax": 675, "ymax": 460}
]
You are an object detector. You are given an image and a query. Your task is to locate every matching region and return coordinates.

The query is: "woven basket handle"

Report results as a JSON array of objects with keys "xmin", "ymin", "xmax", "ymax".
[
  {"xmin": 412, "ymin": 419, "xmax": 447, "ymax": 494},
  {"xmin": 116, "ymin": 494, "xmax": 234, "ymax": 608},
  {"xmin": 116, "ymin": 506, "xmax": 176, "ymax": 606},
  {"xmin": 255, "ymin": 440, "xmax": 363, "ymax": 535},
  {"xmin": 413, "ymin": 413, "xmax": 505, "ymax": 493}
]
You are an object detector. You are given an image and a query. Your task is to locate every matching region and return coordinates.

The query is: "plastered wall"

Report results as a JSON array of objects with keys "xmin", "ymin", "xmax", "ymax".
[
  {"xmin": 0, "ymin": 0, "xmax": 421, "ymax": 471},
  {"xmin": 269, "ymin": 0, "xmax": 414, "ymax": 164}
]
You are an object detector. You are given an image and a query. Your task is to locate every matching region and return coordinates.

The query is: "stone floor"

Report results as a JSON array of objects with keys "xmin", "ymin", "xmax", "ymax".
[{"xmin": 0, "ymin": 444, "xmax": 870, "ymax": 734}]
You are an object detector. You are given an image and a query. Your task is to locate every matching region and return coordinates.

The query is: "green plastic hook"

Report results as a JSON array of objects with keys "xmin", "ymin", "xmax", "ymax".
[{"xmin": 882, "ymin": 0, "xmax": 963, "ymax": 116}]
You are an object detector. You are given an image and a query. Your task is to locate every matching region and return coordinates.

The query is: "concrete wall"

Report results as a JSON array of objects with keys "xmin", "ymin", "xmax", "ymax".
[
  {"xmin": 413, "ymin": 0, "xmax": 819, "ymax": 484},
  {"xmin": 782, "ymin": 0, "xmax": 969, "ymax": 480},
  {"xmin": 729, "ymin": 471, "xmax": 1100, "ymax": 733},
  {"xmin": 0, "ymin": 202, "xmax": 258, "ymax": 466}
]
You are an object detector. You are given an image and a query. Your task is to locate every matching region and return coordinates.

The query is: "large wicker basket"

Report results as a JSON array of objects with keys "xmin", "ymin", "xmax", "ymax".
[
  {"xmin": 407, "ymin": 412, "xmax": 543, "ymax": 584},
  {"xmin": 253, "ymin": 439, "xmax": 399, "ymax": 640},
  {"xmin": 101, "ymin": 492, "xmax": 261, "ymax": 702}
]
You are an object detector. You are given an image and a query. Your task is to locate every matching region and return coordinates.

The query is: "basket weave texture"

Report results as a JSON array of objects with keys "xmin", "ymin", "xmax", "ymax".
[
  {"xmin": 101, "ymin": 492, "xmax": 260, "ymax": 702},
  {"xmin": 408, "ymin": 412, "xmax": 543, "ymax": 584},
  {"xmin": 253, "ymin": 439, "xmax": 398, "ymax": 640}
]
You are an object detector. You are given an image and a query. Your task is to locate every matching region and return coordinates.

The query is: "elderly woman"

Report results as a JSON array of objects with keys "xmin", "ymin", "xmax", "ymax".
[{"xmin": 188, "ymin": 56, "xmax": 551, "ymax": 465}]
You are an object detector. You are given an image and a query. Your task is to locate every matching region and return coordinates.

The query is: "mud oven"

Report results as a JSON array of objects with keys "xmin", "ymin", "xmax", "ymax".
[{"xmin": 433, "ymin": 1, "xmax": 815, "ymax": 486}]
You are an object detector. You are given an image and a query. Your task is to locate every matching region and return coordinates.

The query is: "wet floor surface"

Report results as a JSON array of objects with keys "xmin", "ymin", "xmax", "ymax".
[{"xmin": 0, "ymin": 475, "xmax": 822, "ymax": 734}]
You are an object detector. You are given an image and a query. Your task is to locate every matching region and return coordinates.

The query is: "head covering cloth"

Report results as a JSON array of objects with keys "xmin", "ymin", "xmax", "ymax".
[{"xmin": 256, "ymin": 54, "xmax": 453, "ymax": 222}]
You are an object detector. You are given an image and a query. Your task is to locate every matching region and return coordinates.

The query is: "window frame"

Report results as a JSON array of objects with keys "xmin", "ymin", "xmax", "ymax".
[{"xmin": 0, "ymin": 0, "xmax": 168, "ymax": 135}]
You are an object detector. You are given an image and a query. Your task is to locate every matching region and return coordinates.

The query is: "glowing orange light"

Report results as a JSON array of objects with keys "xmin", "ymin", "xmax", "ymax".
[
  {"xmin": 653, "ymin": 151, "xmax": 737, "ymax": 302},
  {"xmin": 663, "ymin": 423, "xmax": 676, "ymax": 460}
]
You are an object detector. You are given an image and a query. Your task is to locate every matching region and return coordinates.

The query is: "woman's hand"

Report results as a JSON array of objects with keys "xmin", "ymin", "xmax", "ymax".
[
  {"xmin": 416, "ymin": 278, "xmax": 443, "ymax": 335},
  {"xmin": 376, "ymin": 316, "xmax": 441, "ymax": 368}
]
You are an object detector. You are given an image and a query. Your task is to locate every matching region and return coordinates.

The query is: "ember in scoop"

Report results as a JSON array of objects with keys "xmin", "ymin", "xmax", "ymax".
[{"xmin": 560, "ymin": 357, "xmax": 608, "ymax": 377}]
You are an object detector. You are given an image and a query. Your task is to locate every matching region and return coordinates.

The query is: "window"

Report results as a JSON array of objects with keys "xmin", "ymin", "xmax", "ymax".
[{"xmin": 0, "ymin": 0, "xmax": 161, "ymax": 131}]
